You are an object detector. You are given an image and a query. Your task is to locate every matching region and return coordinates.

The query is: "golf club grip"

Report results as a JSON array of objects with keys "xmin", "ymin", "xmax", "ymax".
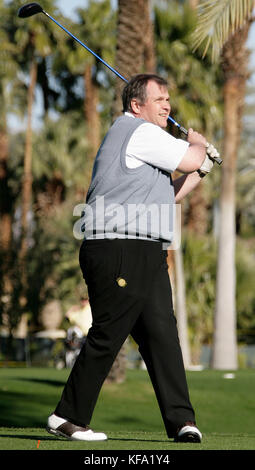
[
  {"xmin": 179, "ymin": 126, "xmax": 188, "ymax": 135},
  {"xmin": 210, "ymin": 155, "xmax": 222, "ymax": 165}
]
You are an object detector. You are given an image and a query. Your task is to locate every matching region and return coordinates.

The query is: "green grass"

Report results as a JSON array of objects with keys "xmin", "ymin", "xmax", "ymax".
[{"xmin": 0, "ymin": 367, "xmax": 254, "ymax": 450}]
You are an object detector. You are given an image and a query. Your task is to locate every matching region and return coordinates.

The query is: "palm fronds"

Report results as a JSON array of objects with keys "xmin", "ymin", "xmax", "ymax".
[{"xmin": 192, "ymin": 0, "xmax": 255, "ymax": 61}]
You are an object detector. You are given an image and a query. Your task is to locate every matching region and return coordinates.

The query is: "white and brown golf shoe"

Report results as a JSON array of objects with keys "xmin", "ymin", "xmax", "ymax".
[
  {"xmin": 46, "ymin": 413, "xmax": 107, "ymax": 441},
  {"xmin": 174, "ymin": 421, "xmax": 202, "ymax": 443}
]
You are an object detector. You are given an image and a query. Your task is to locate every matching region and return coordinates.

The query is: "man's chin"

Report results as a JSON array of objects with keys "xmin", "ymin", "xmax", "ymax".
[{"xmin": 159, "ymin": 120, "xmax": 168, "ymax": 128}]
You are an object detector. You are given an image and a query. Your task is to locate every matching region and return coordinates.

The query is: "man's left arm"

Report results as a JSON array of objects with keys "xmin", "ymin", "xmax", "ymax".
[
  {"xmin": 173, "ymin": 171, "xmax": 202, "ymax": 202},
  {"xmin": 173, "ymin": 146, "xmax": 219, "ymax": 202}
]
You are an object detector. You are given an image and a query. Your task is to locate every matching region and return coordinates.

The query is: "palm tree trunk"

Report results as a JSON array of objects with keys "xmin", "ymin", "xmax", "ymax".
[
  {"xmin": 186, "ymin": 185, "xmax": 208, "ymax": 235},
  {"xmin": 188, "ymin": 0, "xmax": 199, "ymax": 8},
  {"xmin": 211, "ymin": 76, "xmax": 238, "ymax": 370},
  {"xmin": 173, "ymin": 206, "xmax": 191, "ymax": 368},
  {"xmin": 175, "ymin": 0, "xmax": 207, "ymax": 365},
  {"xmin": 0, "ymin": 115, "xmax": 13, "ymax": 328},
  {"xmin": 211, "ymin": 23, "xmax": 251, "ymax": 369},
  {"xmin": 144, "ymin": 0, "xmax": 156, "ymax": 73},
  {"xmin": 19, "ymin": 57, "xmax": 37, "ymax": 309},
  {"xmin": 113, "ymin": 0, "xmax": 148, "ymax": 118},
  {"xmin": 0, "ymin": 119, "xmax": 12, "ymax": 252}
]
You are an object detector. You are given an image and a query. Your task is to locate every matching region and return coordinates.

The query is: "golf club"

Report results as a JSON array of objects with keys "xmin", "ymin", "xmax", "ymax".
[{"xmin": 18, "ymin": 2, "xmax": 222, "ymax": 165}]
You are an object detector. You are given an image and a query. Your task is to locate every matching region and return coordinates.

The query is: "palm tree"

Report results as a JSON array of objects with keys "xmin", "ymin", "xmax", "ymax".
[
  {"xmin": 236, "ymin": 125, "xmax": 255, "ymax": 231},
  {"xmin": 52, "ymin": 0, "xmax": 116, "ymax": 181},
  {"xmin": 154, "ymin": 0, "xmax": 222, "ymax": 365},
  {"xmin": 6, "ymin": 0, "xmax": 60, "ymax": 310},
  {"xmin": 32, "ymin": 112, "xmax": 90, "ymax": 199},
  {"xmin": 0, "ymin": 2, "xmax": 18, "ymax": 331},
  {"xmin": 154, "ymin": 0, "xmax": 222, "ymax": 238},
  {"xmin": 172, "ymin": 208, "xmax": 191, "ymax": 367},
  {"xmin": 26, "ymin": 112, "xmax": 91, "ymax": 326},
  {"xmin": 19, "ymin": 44, "xmax": 37, "ymax": 307},
  {"xmin": 113, "ymin": 0, "xmax": 155, "ymax": 117},
  {"xmin": 0, "ymin": 4, "xmax": 16, "ymax": 247},
  {"xmin": 144, "ymin": 0, "xmax": 156, "ymax": 73},
  {"xmin": 76, "ymin": 0, "xmax": 116, "ymax": 171},
  {"xmin": 192, "ymin": 0, "xmax": 255, "ymax": 369},
  {"xmin": 185, "ymin": 0, "xmax": 218, "ymax": 237},
  {"xmin": 0, "ymin": 28, "xmax": 14, "ymax": 254}
]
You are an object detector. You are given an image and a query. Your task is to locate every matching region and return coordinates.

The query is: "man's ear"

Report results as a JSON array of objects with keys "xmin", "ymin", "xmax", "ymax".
[{"xmin": 130, "ymin": 98, "xmax": 142, "ymax": 115}]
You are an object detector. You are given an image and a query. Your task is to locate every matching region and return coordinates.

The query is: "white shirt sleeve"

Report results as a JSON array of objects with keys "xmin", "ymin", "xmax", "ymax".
[{"xmin": 126, "ymin": 121, "xmax": 189, "ymax": 173}]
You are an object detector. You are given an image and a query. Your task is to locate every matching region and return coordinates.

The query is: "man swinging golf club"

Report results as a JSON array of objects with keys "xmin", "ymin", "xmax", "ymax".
[
  {"xmin": 18, "ymin": 2, "xmax": 220, "ymax": 444},
  {"xmin": 46, "ymin": 74, "xmax": 219, "ymax": 443}
]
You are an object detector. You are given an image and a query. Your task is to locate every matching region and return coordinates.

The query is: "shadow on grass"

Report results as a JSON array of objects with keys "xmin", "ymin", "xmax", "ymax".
[
  {"xmin": 0, "ymin": 390, "xmax": 155, "ymax": 433},
  {"xmin": 107, "ymin": 415, "xmax": 145, "ymax": 425},
  {"xmin": 0, "ymin": 390, "xmax": 56, "ymax": 428},
  {"xmin": 0, "ymin": 433, "xmax": 167, "ymax": 443},
  {"xmin": 0, "ymin": 433, "xmax": 57, "ymax": 441},
  {"xmin": 12, "ymin": 377, "xmax": 65, "ymax": 387},
  {"xmin": 109, "ymin": 437, "xmax": 168, "ymax": 443}
]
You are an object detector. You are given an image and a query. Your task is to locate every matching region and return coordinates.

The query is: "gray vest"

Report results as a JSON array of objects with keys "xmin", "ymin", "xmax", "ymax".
[{"xmin": 83, "ymin": 114, "xmax": 175, "ymax": 243}]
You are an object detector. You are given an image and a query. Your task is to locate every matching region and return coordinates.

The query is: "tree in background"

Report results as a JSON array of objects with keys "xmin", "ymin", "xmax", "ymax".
[
  {"xmin": 1, "ymin": 0, "xmax": 61, "ymax": 337},
  {"xmin": 113, "ymin": 0, "xmax": 156, "ymax": 117},
  {"xmin": 154, "ymin": 0, "xmax": 222, "ymax": 365},
  {"xmin": 74, "ymin": 0, "xmax": 116, "ymax": 174},
  {"xmin": 6, "ymin": 0, "xmax": 60, "ymax": 315},
  {"xmin": 51, "ymin": 0, "xmax": 116, "ymax": 189},
  {"xmin": 0, "ymin": 0, "xmax": 19, "ymax": 334},
  {"xmin": 193, "ymin": 0, "xmax": 255, "ymax": 369}
]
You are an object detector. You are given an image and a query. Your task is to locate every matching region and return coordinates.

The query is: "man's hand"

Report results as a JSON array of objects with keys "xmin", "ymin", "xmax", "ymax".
[
  {"xmin": 198, "ymin": 154, "xmax": 214, "ymax": 176},
  {"xmin": 187, "ymin": 130, "xmax": 221, "ymax": 177},
  {"xmin": 177, "ymin": 129, "xmax": 220, "ymax": 175},
  {"xmin": 187, "ymin": 128, "xmax": 207, "ymax": 147},
  {"xmin": 206, "ymin": 142, "xmax": 221, "ymax": 162},
  {"xmin": 198, "ymin": 143, "xmax": 220, "ymax": 177}
]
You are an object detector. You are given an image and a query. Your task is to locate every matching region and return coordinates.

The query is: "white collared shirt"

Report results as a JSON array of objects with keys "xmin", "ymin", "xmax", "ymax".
[{"xmin": 125, "ymin": 112, "xmax": 189, "ymax": 172}]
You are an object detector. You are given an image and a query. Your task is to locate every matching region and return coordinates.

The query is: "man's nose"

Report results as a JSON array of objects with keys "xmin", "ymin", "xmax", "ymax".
[{"xmin": 163, "ymin": 102, "xmax": 171, "ymax": 112}]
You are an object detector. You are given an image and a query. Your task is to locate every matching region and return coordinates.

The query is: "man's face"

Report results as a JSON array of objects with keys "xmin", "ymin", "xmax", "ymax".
[{"xmin": 131, "ymin": 80, "xmax": 171, "ymax": 128}]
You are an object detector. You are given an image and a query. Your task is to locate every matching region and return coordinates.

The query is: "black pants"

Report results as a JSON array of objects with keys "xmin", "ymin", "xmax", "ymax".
[{"xmin": 55, "ymin": 239, "xmax": 195, "ymax": 437}]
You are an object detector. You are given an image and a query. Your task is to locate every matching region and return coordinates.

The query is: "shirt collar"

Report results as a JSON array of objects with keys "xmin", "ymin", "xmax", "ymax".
[{"xmin": 124, "ymin": 112, "xmax": 135, "ymax": 118}]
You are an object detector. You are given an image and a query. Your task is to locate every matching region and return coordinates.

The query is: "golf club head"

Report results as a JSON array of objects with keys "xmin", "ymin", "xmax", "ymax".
[{"xmin": 18, "ymin": 3, "xmax": 43, "ymax": 18}]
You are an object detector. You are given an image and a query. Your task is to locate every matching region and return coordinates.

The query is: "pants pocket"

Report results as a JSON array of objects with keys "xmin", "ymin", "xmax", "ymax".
[{"xmin": 79, "ymin": 241, "xmax": 124, "ymax": 292}]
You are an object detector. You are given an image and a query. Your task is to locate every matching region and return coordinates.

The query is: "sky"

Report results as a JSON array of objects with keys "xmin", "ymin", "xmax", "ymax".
[
  {"xmin": 56, "ymin": 0, "xmax": 117, "ymax": 18},
  {"xmin": 56, "ymin": 0, "xmax": 89, "ymax": 19}
]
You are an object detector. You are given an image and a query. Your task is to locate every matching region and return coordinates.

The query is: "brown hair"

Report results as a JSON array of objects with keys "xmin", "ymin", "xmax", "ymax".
[{"xmin": 122, "ymin": 74, "xmax": 168, "ymax": 113}]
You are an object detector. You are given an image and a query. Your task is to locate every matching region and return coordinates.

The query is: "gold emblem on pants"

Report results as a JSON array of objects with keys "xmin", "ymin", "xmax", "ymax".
[{"xmin": 116, "ymin": 277, "xmax": 127, "ymax": 288}]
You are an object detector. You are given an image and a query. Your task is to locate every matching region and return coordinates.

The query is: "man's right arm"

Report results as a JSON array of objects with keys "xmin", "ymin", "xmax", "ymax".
[{"xmin": 177, "ymin": 128, "xmax": 207, "ymax": 174}]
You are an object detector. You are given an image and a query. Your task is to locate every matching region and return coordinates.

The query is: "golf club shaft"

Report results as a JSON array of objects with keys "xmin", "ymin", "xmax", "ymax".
[
  {"xmin": 42, "ymin": 10, "xmax": 187, "ymax": 133},
  {"xmin": 43, "ymin": 10, "xmax": 129, "ymax": 84}
]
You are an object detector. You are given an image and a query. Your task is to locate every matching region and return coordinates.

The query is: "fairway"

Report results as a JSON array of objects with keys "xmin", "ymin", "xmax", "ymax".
[{"xmin": 0, "ymin": 367, "xmax": 254, "ymax": 451}]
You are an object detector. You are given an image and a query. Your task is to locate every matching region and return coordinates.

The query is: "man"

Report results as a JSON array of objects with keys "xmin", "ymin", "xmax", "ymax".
[{"xmin": 47, "ymin": 74, "xmax": 219, "ymax": 443}]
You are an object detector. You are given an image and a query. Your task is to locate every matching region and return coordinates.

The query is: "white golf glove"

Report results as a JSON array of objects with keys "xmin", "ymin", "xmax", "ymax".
[
  {"xmin": 198, "ymin": 142, "xmax": 221, "ymax": 177},
  {"xmin": 206, "ymin": 142, "xmax": 221, "ymax": 161}
]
